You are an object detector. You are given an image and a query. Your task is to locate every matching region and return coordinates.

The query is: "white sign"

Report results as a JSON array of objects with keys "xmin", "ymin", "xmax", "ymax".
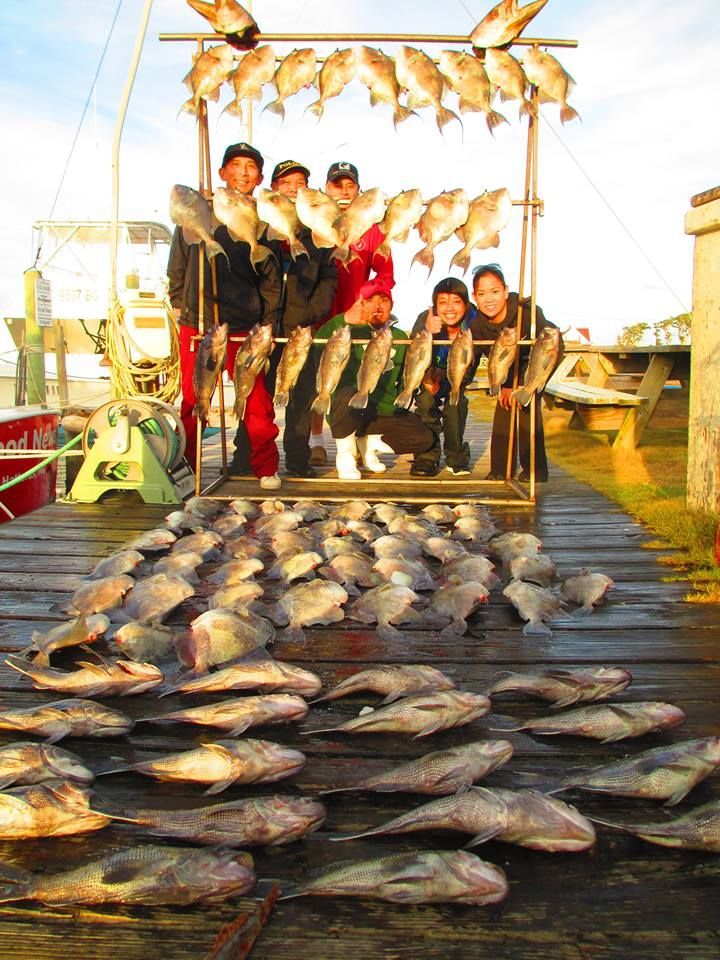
[{"xmin": 35, "ymin": 277, "xmax": 53, "ymax": 327}]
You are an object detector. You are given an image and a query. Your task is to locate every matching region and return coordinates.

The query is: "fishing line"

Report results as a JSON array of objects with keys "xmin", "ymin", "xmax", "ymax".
[
  {"xmin": 540, "ymin": 111, "xmax": 690, "ymax": 314},
  {"xmin": 33, "ymin": 0, "xmax": 125, "ymax": 268}
]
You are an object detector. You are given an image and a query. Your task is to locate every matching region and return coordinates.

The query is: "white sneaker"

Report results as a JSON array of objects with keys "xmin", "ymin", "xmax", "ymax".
[
  {"xmin": 336, "ymin": 434, "xmax": 361, "ymax": 480},
  {"xmin": 446, "ymin": 465, "xmax": 471, "ymax": 476},
  {"xmin": 259, "ymin": 473, "xmax": 282, "ymax": 490}
]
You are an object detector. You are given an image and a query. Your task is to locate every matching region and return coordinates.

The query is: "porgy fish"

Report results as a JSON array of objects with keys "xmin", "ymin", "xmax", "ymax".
[
  {"xmin": 437, "ymin": 51, "xmax": 506, "ymax": 131},
  {"xmin": 5, "ymin": 656, "xmax": 163, "ymax": 698},
  {"xmin": 508, "ymin": 552, "xmax": 556, "ymax": 587},
  {"xmin": 490, "ymin": 701, "xmax": 686, "ymax": 742},
  {"xmin": 487, "ymin": 326, "xmax": 518, "ymax": 397},
  {"xmin": 356, "ymin": 46, "xmax": 416, "ymax": 129},
  {"xmin": 279, "ymin": 849, "xmax": 508, "ymax": 905},
  {"xmin": 490, "ymin": 531, "xmax": 542, "ymax": 563},
  {"xmin": 0, "ymin": 844, "xmax": 255, "ymax": 905},
  {"xmin": 0, "ymin": 782, "xmax": 111, "ymax": 840},
  {"xmin": 118, "ymin": 573, "xmax": 195, "ymax": 625},
  {"xmin": 374, "ymin": 556, "xmax": 437, "ymax": 592},
  {"xmin": 0, "ymin": 698, "xmax": 133, "ymax": 743},
  {"xmin": 452, "ymin": 188, "xmax": 513, "ymax": 274},
  {"xmin": 483, "ymin": 666, "xmax": 633, "ymax": 707},
  {"xmin": 295, "ymin": 187, "xmax": 343, "ymax": 249},
  {"xmin": 22, "ymin": 614, "xmax": 110, "ymax": 666},
  {"xmin": 443, "ymin": 555, "xmax": 498, "ymax": 589},
  {"xmin": 100, "ymin": 739, "xmax": 306, "ymax": 794},
  {"xmin": 0, "ymin": 742, "xmax": 94, "ymax": 790},
  {"xmin": 395, "ymin": 329, "xmax": 433, "ymax": 409},
  {"xmin": 427, "ymin": 581, "xmax": 489, "ymax": 637},
  {"xmin": 256, "ymin": 188, "xmax": 307, "ymax": 260},
  {"xmin": 413, "ymin": 189, "xmax": 470, "ymax": 276},
  {"xmin": 447, "ymin": 327, "xmax": 475, "ymax": 406},
  {"xmin": 213, "ymin": 187, "xmax": 271, "ymax": 270},
  {"xmin": 161, "ymin": 651, "xmax": 321, "ymax": 698},
  {"xmin": 306, "ymin": 47, "xmax": 356, "ymax": 119},
  {"xmin": 305, "ymin": 691, "xmax": 491, "ymax": 739},
  {"xmin": 321, "ymin": 741, "xmax": 513, "ymax": 797},
  {"xmin": 314, "ymin": 664, "xmax": 456, "ymax": 705},
  {"xmin": 112, "ymin": 622, "xmax": 175, "ymax": 663},
  {"xmin": 318, "ymin": 552, "xmax": 383, "ymax": 596},
  {"xmin": 561, "ymin": 570, "xmax": 614, "ymax": 616},
  {"xmin": 87, "ymin": 550, "xmax": 144, "ymax": 580},
  {"xmin": 395, "ymin": 46, "xmax": 461, "ymax": 133},
  {"xmin": 222, "ymin": 44, "xmax": 275, "ymax": 118},
  {"xmin": 346, "ymin": 583, "xmax": 422, "ymax": 641},
  {"xmin": 265, "ymin": 48, "xmax": 317, "ymax": 121},
  {"xmin": 591, "ymin": 799, "xmax": 720, "ymax": 852},
  {"xmin": 484, "ymin": 48, "xmax": 533, "ymax": 118},
  {"xmin": 265, "ymin": 580, "xmax": 348, "ymax": 644},
  {"xmin": 171, "ymin": 185, "xmax": 226, "ymax": 261},
  {"xmin": 179, "ymin": 607, "xmax": 274, "ymax": 673},
  {"xmin": 146, "ymin": 694, "xmax": 309, "ymax": 736},
  {"xmin": 274, "ymin": 325, "xmax": 314, "ymax": 408},
  {"xmin": 107, "ymin": 795, "xmax": 326, "ymax": 846},
  {"xmin": 128, "ymin": 527, "xmax": 178, "ymax": 552},
  {"xmin": 378, "ymin": 189, "xmax": 424, "ymax": 261},
  {"xmin": 207, "ymin": 557, "xmax": 264, "ymax": 585},
  {"xmin": 349, "ymin": 326, "xmax": 394, "ymax": 409},
  {"xmin": 422, "ymin": 536, "xmax": 468, "ymax": 564},
  {"xmin": 552, "ymin": 736, "xmax": 720, "ymax": 806},
  {"xmin": 172, "ymin": 529, "xmax": 224, "ymax": 560},
  {"xmin": 512, "ymin": 325, "xmax": 562, "ymax": 406},
  {"xmin": 471, "ymin": 0, "xmax": 550, "ymax": 48},
  {"xmin": 313, "ymin": 324, "xmax": 352, "ymax": 415},
  {"xmin": 503, "ymin": 580, "xmax": 563, "ymax": 636},
  {"xmin": 186, "ymin": 0, "xmax": 260, "ymax": 50},
  {"xmin": 451, "ymin": 517, "xmax": 498, "ymax": 544},
  {"xmin": 334, "ymin": 188, "xmax": 387, "ymax": 263},
  {"xmin": 180, "ymin": 43, "xmax": 235, "ymax": 117},
  {"xmin": 59, "ymin": 575, "xmax": 135, "ymax": 617},
  {"xmin": 521, "ymin": 46, "xmax": 580, "ymax": 124},
  {"xmin": 193, "ymin": 323, "xmax": 228, "ymax": 419},
  {"xmin": 233, "ymin": 321, "xmax": 275, "ymax": 420},
  {"xmin": 267, "ymin": 551, "xmax": 322, "ymax": 585}
]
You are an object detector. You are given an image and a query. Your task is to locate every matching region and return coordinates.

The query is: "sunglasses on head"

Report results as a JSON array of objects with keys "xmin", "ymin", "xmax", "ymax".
[{"xmin": 472, "ymin": 262, "xmax": 504, "ymax": 278}]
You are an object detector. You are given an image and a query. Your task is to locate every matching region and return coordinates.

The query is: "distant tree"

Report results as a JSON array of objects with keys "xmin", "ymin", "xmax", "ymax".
[
  {"xmin": 652, "ymin": 313, "xmax": 692, "ymax": 345},
  {"xmin": 617, "ymin": 322, "xmax": 650, "ymax": 347}
]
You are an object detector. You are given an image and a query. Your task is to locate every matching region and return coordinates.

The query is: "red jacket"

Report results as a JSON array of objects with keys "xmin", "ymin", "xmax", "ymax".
[{"xmin": 324, "ymin": 224, "xmax": 395, "ymax": 322}]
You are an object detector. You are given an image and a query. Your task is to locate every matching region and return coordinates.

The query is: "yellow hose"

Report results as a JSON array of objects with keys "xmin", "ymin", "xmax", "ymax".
[{"xmin": 106, "ymin": 296, "xmax": 181, "ymax": 403}]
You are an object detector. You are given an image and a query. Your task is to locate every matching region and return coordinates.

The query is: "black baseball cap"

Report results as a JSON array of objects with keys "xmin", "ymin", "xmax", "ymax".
[
  {"xmin": 271, "ymin": 159, "xmax": 311, "ymax": 182},
  {"xmin": 221, "ymin": 142, "xmax": 264, "ymax": 171},
  {"xmin": 326, "ymin": 161, "xmax": 359, "ymax": 184},
  {"xmin": 433, "ymin": 277, "xmax": 470, "ymax": 307}
]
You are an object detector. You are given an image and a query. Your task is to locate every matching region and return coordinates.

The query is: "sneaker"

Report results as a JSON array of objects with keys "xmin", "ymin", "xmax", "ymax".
[
  {"xmin": 484, "ymin": 471, "xmax": 505, "ymax": 481},
  {"xmin": 309, "ymin": 445, "xmax": 327, "ymax": 466},
  {"xmin": 447, "ymin": 465, "xmax": 471, "ymax": 476},
  {"xmin": 285, "ymin": 464, "xmax": 316, "ymax": 478},
  {"xmin": 259, "ymin": 473, "xmax": 282, "ymax": 490},
  {"xmin": 410, "ymin": 462, "xmax": 440, "ymax": 477},
  {"xmin": 227, "ymin": 457, "xmax": 251, "ymax": 476},
  {"xmin": 516, "ymin": 471, "xmax": 548, "ymax": 483}
]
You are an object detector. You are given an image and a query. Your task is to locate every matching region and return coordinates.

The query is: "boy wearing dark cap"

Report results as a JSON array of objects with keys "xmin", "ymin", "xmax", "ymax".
[
  {"xmin": 314, "ymin": 281, "xmax": 433, "ymax": 480},
  {"xmin": 409, "ymin": 277, "xmax": 479, "ymax": 477},
  {"xmin": 308, "ymin": 160, "xmax": 395, "ymax": 465},
  {"xmin": 266, "ymin": 159, "xmax": 337, "ymax": 477},
  {"xmin": 168, "ymin": 142, "xmax": 283, "ymax": 489}
]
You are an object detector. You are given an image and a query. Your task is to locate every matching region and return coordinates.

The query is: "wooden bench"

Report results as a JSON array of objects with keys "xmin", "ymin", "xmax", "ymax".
[{"xmin": 544, "ymin": 351, "xmax": 647, "ymax": 433}]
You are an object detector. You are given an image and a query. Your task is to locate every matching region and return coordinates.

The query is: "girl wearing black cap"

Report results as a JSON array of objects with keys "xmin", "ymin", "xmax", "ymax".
[
  {"xmin": 409, "ymin": 277, "xmax": 479, "ymax": 477},
  {"xmin": 472, "ymin": 263, "xmax": 562, "ymax": 481}
]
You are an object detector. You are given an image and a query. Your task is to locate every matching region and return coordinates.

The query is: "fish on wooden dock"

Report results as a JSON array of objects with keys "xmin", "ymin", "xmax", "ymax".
[{"xmin": 312, "ymin": 664, "xmax": 456, "ymax": 705}]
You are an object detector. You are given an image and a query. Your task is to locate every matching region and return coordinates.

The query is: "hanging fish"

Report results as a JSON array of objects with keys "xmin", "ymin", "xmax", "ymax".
[
  {"xmin": 186, "ymin": 0, "xmax": 260, "ymax": 50},
  {"xmin": 180, "ymin": 43, "xmax": 235, "ymax": 117},
  {"xmin": 221, "ymin": 45, "xmax": 276, "ymax": 119},
  {"xmin": 471, "ymin": 0, "xmax": 550, "ymax": 49},
  {"xmin": 306, "ymin": 48, "xmax": 357, "ymax": 119},
  {"xmin": 264, "ymin": 48, "xmax": 317, "ymax": 121}
]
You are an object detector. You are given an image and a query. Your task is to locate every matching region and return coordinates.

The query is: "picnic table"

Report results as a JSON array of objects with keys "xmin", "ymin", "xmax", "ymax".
[{"xmin": 545, "ymin": 344, "xmax": 690, "ymax": 449}]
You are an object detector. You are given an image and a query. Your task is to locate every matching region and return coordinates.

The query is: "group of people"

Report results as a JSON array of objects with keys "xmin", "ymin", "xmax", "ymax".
[{"xmin": 168, "ymin": 141, "xmax": 560, "ymax": 490}]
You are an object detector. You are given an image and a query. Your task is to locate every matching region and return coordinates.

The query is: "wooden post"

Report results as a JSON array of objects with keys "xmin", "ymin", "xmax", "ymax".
[
  {"xmin": 685, "ymin": 190, "xmax": 720, "ymax": 514},
  {"xmin": 23, "ymin": 268, "xmax": 47, "ymax": 406}
]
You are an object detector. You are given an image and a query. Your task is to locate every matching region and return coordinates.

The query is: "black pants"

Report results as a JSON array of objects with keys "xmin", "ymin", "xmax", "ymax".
[
  {"xmin": 490, "ymin": 398, "xmax": 549, "ymax": 480},
  {"xmin": 412, "ymin": 386, "xmax": 470, "ymax": 471},
  {"xmin": 330, "ymin": 385, "xmax": 434, "ymax": 455}
]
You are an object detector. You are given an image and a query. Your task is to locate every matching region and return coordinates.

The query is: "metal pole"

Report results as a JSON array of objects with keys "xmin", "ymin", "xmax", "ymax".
[
  {"xmin": 110, "ymin": 0, "xmax": 154, "ymax": 300},
  {"xmin": 528, "ymin": 84, "xmax": 541, "ymax": 502},
  {"xmin": 159, "ymin": 32, "xmax": 578, "ymax": 48}
]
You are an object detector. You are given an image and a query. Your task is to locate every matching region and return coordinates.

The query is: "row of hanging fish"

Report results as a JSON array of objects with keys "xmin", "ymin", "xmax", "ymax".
[
  {"xmin": 180, "ymin": 40, "xmax": 578, "ymax": 129},
  {"xmin": 171, "ymin": 180, "xmax": 514, "ymax": 279}
]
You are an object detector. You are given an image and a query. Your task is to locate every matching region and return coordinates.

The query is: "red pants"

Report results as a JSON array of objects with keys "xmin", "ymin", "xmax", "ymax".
[{"xmin": 179, "ymin": 325, "xmax": 279, "ymax": 477}]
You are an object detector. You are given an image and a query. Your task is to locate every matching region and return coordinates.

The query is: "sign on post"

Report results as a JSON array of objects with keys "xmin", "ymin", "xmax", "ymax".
[{"xmin": 35, "ymin": 277, "xmax": 53, "ymax": 327}]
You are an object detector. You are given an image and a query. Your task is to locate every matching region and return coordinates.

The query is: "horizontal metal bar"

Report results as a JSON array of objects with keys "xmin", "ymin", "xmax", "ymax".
[
  {"xmin": 159, "ymin": 32, "xmax": 578, "ymax": 49},
  {"xmin": 190, "ymin": 336, "xmax": 538, "ymax": 347}
]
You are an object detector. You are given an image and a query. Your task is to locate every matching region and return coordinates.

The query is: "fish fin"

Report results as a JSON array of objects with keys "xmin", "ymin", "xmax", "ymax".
[
  {"xmin": 550, "ymin": 693, "xmax": 583, "ymax": 709},
  {"xmin": 305, "ymin": 100, "xmax": 324, "ymax": 119},
  {"xmin": 463, "ymin": 824, "xmax": 506, "ymax": 847},
  {"xmin": 449, "ymin": 249, "xmax": 471, "ymax": 275},
  {"xmin": 220, "ymin": 99, "xmax": 243, "ymax": 120},
  {"xmin": 394, "ymin": 389, "xmax": 412, "ymax": 409},
  {"xmin": 263, "ymin": 99, "xmax": 286, "ymax": 121},
  {"xmin": 448, "ymin": 389, "xmax": 460, "ymax": 406},
  {"xmin": 458, "ymin": 98, "xmax": 482, "ymax": 115},
  {"xmin": 436, "ymin": 105, "xmax": 462, "ymax": 133},
  {"xmin": 298, "ymin": 725, "xmax": 339, "ymax": 737},
  {"xmin": 204, "ymin": 777, "xmax": 236, "ymax": 796},
  {"xmin": 393, "ymin": 105, "xmax": 417, "ymax": 129},
  {"xmin": 522, "ymin": 620, "xmax": 552, "ymax": 637},
  {"xmin": 278, "ymin": 625, "xmax": 306, "ymax": 644},
  {"xmin": 375, "ymin": 241, "xmax": 391, "ymax": 260},
  {"xmin": 571, "ymin": 605, "xmax": 594, "ymax": 618},
  {"xmin": 440, "ymin": 619, "xmax": 467, "ymax": 638},
  {"xmin": 234, "ymin": 397, "xmax": 248, "ymax": 420},
  {"xmin": 311, "ymin": 394, "xmax": 330, "ymax": 415},
  {"xmin": 348, "ymin": 391, "xmax": 368, "ymax": 410},
  {"xmin": 290, "ymin": 238, "xmax": 309, "ymax": 260},
  {"xmin": 250, "ymin": 245, "xmax": 272, "ymax": 269},
  {"xmin": 274, "ymin": 390, "xmax": 289, "ymax": 408},
  {"xmin": 486, "ymin": 713, "xmax": 524, "ymax": 732},
  {"xmin": 228, "ymin": 719, "xmax": 254, "ymax": 736},
  {"xmin": 411, "ymin": 246, "xmax": 434, "ymax": 277},
  {"xmin": 44, "ymin": 728, "xmax": 69, "ymax": 745},
  {"xmin": 560, "ymin": 105, "xmax": 580, "ymax": 125},
  {"xmin": 486, "ymin": 110, "xmax": 509, "ymax": 134},
  {"xmin": 480, "ymin": 669, "xmax": 515, "ymax": 696},
  {"xmin": 664, "ymin": 784, "xmax": 694, "ymax": 807},
  {"xmin": 519, "ymin": 98, "xmax": 535, "ymax": 119},
  {"xmin": 512, "ymin": 387, "xmax": 533, "ymax": 407},
  {"xmin": 3, "ymin": 655, "xmax": 32, "ymax": 678}
]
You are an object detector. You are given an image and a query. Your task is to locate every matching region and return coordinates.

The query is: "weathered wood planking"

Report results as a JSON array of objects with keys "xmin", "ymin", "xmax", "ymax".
[{"xmin": 0, "ymin": 463, "xmax": 716, "ymax": 960}]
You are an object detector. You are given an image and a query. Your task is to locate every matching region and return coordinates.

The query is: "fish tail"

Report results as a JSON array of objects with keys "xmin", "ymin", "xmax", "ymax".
[
  {"xmin": 486, "ymin": 110, "xmax": 509, "ymax": 134},
  {"xmin": 522, "ymin": 620, "xmax": 552, "ymax": 637},
  {"xmin": 449, "ymin": 249, "xmax": 471, "ymax": 275},
  {"xmin": 511, "ymin": 387, "xmax": 533, "ymax": 407},
  {"xmin": 560, "ymin": 105, "xmax": 580, "ymax": 124},
  {"xmin": 519, "ymin": 98, "xmax": 536, "ymax": 119},
  {"xmin": 274, "ymin": 389, "xmax": 289, "ymax": 409},
  {"xmin": 250, "ymin": 245, "xmax": 272, "ymax": 270},
  {"xmin": 448, "ymin": 388, "xmax": 460, "ymax": 406},
  {"xmin": 393, "ymin": 105, "xmax": 417, "ymax": 129},
  {"xmin": 234, "ymin": 397, "xmax": 248, "ymax": 420},
  {"xmin": 437, "ymin": 105, "xmax": 462, "ymax": 133},
  {"xmin": 488, "ymin": 384, "xmax": 500, "ymax": 396},
  {"xmin": 330, "ymin": 245, "xmax": 350, "ymax": 264},
  {"xmin": 263, "ymin": 99, "xmax": 286, "ymax": 121},
  {"xmin": 305, "ymin": 100, "xmax": 324, "ymax": 119},
  {"xmin": 192, "ymin": 400, "xmax": 209, "ymax": 419},
  {"xmin": 4, "ymin": 655, "xmax": 32, "ymax": 678},
  {"xmin": 290, "ymin": 238, "xmax": 309, "ymax": 260},
  {"xmin": 178, "ymin": 97, "xmax": 200, "ymax": 119},
  {"xmin": 486, "ymin": 713, "xmax": 523, "ymax": 732},
  {"xmin": 206, "ymin": 239, "xmax": 228, "ymax": 261},
  {"xmin": 394, "ymin": 388, "xmax": 412, "ymax": 410},
  {"xmin": 571, "ymin": 606, "xmax": 594, "ymax": 618},
  {"xmin": 220, "ymin": 99, "xmax": 243, "ymax": 120},
  {"xmin": 411, "ymin": 246, "xmax": 435, "ymax": 277},
  {"xmin": 375, "ymin": 240, "xmax": 391, "ymax": 261},
  {"xmin": 311, "ymin": 394, "xmax": 330, "ymax": 415},
  {"xmin": 0, "ymin": 861, "xmax": 32, "ymax": 903},
  {"xmin": 348, "ymin": 391, "xmax": 368, "ymax": 410}
]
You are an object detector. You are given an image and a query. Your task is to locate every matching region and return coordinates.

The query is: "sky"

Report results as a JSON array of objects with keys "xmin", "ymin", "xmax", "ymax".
[{"xmin": 0, "ymin": 0, "xmax": 718, "ymax": 361}]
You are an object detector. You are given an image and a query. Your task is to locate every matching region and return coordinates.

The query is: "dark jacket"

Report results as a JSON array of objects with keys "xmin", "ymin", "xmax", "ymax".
[
  {"xmin": 167, "ymin": 225, "xmax": 282, "ymax": 333},
  {"xmin": 264, "ymin": 228, "xmax": 337, "ymax": 335},
  {"xmin": 473, "ymin": 293, "xmax": 562, "ymax": 389}
]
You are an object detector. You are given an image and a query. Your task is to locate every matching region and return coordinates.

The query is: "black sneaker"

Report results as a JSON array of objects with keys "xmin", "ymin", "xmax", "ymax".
[
  {"xmin": 285, "ymin": 464, "xmax": 316, "ymax": 478},
  {"xmin": 517, "ymin": 471, "xmax": 548, "ymax": 483},
  {"xmin": 227, "ymin": 457, "xmax": 251, "ymax": 476},
  {"xmin": 410, "ymin": 462, "xmax": 440, "ymax": 477},
  {"xmin": 484, "ymin": 471, "xmax": 505, "ymax": 481}
]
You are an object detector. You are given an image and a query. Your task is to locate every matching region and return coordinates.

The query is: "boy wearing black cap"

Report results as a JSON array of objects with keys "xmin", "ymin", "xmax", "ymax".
[
  {"xmin": 308, "ymin": 160, "xmax": 395, "ymax": 465},
  {"xmin": 409, "ymin": 277, "xmax": 479, "ymax": 477},
  {"xmin": 266, "ymin": 160, "xmax": 337, "ymax": 477},
  {"xmin": 168, "ymin": 142, "xmax": 283, "ymax": 488}
]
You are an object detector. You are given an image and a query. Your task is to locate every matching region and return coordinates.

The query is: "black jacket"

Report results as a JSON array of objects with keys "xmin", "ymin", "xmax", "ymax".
[
  {"xmin": 264, "ymin": 228, "xmax": 337, "ymax": 335},
  {"xmin": 167, "ymin": 225, "xmax": 282, "ymax": 333}
]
